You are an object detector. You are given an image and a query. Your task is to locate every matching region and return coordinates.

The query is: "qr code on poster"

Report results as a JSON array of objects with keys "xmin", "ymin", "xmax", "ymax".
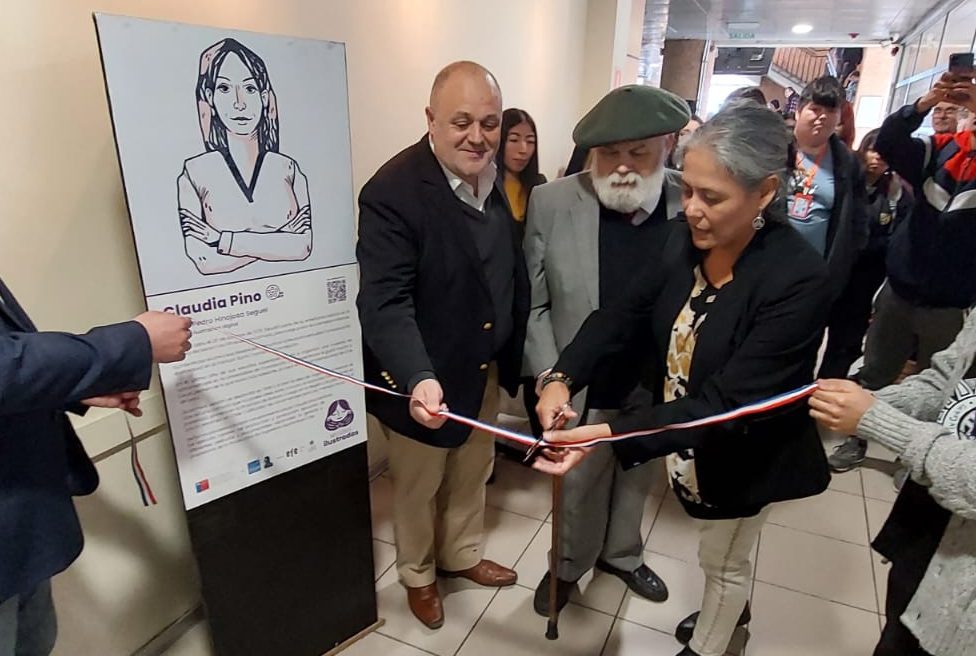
[{"xmin": 327, "ymin": 277, "xmax": 347, "ymax": 304}]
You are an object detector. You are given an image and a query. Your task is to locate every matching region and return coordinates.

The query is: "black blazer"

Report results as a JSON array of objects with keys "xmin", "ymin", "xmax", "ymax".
[
  {"xmin": 556, "ymin": 220, "xmax": 832, "ymax": 518},
  {"xmin": 823, "ymin": 135, "xmax": 870, "ymax": 301},
  {"xmin": 0, "ymin": 278, "xmax": 152, "ymax": 599},
  {"xmin": 356, "ymin": 137, "xmax": 530, "ymax": 448}
]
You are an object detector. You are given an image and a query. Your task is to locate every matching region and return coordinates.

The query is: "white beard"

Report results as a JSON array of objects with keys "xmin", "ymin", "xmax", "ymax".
[{"xmin": 592, "ymin": 167, "xmax": 665, "ymax": 214}]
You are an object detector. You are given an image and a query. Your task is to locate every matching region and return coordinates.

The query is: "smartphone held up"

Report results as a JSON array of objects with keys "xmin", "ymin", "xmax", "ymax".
[{"xmin": 948, "ymin": 52, "xmax": 975, "ymax": 103}]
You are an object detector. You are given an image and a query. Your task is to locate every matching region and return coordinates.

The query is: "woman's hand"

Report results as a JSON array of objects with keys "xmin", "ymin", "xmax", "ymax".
[
  {"xmin": 180, "ymin": 209, "xmax": 221, "ymax": 246},
  {"xmin": 531, "ymin": 422, "xmax": 609, "ymax": 473},
  {"xmin": 543, "ymin": 422, "xmax": 612, "ymax": 446},
  {"xmin": 531, "ymin": 446, "xmax": 593, "ymax": 476},
  {"xmin": 536, "ymin": 381, "xmax": 577, "ymax": 430},
  {"xmin": 809, "ymin": 379, "xmax": 876, "ymax": 435}
]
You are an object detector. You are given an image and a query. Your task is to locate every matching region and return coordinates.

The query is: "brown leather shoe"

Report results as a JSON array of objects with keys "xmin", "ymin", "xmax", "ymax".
[
  {"xmin": 406, "ymin": 583, "xmax": 444, "ymax": 629},
  {"xmin": 437, "ymin": 559, "xmax": 517, "ymax": 587}
]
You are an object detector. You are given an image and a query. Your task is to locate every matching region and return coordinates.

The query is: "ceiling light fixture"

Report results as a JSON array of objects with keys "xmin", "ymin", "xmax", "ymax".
[{"xmin": 792, "ymin": 23, "xmax": 813, "ymax": 35}]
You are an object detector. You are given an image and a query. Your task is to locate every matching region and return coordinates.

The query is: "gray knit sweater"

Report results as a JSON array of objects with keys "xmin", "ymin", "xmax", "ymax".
[{"xmin": 858, "ymin": 310, "xmax": 976, "ymax": 656}]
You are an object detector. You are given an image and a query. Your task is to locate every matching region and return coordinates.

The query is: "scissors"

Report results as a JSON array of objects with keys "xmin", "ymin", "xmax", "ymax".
[{"xmin": 523, "ymin": 401, "xmax": 573, "ymax": 463}]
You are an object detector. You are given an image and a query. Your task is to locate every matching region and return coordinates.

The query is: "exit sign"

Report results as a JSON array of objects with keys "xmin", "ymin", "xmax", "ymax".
[{"xmin": 727, "ymin": 22, "xmax": 759, "ymax": 40}]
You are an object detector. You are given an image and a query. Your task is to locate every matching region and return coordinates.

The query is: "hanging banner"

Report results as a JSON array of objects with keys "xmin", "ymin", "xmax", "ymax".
[{"xmin": 96, "ymin": 14, "xmax": 364, "ymax": 509}]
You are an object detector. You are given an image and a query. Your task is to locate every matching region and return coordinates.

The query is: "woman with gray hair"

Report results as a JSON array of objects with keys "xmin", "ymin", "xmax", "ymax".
[{"xmin": 532, "ymin": 101, "xmax": 833, "ymax": 656}]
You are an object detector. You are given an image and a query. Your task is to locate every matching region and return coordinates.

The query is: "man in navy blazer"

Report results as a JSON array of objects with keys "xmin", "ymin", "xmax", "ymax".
[{"xmin": 0, "ymin": 276, "xmax": 191, "ymax": 656}]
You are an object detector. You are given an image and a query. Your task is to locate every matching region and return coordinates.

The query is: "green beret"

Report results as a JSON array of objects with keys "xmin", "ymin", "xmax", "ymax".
[{"xmin": 573, "ymin": 85, "xmax": 691, "ymax": 149}]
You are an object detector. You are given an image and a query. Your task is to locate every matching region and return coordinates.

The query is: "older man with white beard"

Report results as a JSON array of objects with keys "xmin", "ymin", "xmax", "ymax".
[{"xmin": 522, "ymin": 85, "xmax": 690, "ymax": 614}]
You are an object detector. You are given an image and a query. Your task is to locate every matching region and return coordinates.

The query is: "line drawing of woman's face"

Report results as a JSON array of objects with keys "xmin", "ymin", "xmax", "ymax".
[{"xmin": 208, "ymin": 52, "xmax": 267, "ymax": 138}]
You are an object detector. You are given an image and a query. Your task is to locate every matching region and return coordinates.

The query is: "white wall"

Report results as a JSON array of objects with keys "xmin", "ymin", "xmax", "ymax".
[
  {"xmin": 0, "ymin": 1, "xmax": 593, "ymax": 653},
  {"xmin": 853, "ymin": 46, "xmax": 898, "ymax": 147}
]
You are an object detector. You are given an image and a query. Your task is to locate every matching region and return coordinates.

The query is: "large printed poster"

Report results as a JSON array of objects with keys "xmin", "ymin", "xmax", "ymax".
[{"xmin": 95, "ymin": 14, "xmax": 365, "ymax": 509}]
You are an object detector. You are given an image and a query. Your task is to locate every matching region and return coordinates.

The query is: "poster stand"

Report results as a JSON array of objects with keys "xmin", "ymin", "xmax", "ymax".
[
  {"xmin": 186, "ymin": 444, "xmax": 377, "ymax": 655},
  {"xmin": 93, "ymin": 13, "xmax": 378, "ymax": 655}
]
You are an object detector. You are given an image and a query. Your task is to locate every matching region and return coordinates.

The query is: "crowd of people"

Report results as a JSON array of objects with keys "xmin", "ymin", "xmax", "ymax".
[
  {"xmin": 354, "ymin": 61, "xmax": 976, "ymax": 656},
  {"xmin": 3, "ymin": 56, "xmax": 976, "ymax": 656}
]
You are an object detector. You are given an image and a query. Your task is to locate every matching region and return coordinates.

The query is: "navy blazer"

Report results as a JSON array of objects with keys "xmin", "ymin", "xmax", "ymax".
[
  {"xmin": 356, "ymin": 137, "xmax": 530, "ymax": 448},
  {"xmin": 0, "ymin": 278, "xmax": 152, "ymax": 600}
]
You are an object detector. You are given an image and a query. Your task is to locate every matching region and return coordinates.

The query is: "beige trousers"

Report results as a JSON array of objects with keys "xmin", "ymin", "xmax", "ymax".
[
  {"xmin": 384, "ymin": 367, "xmax": 499, "ymax": 588},
  {"xmin": 690, "ymin": 506, "xmax": 771, "ymax": 656}
]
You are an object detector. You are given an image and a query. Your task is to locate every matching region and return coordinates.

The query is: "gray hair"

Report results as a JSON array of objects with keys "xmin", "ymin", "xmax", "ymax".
[{"xmin": 680, "ymin": 100, "xmax": 795, "ymax": 224}]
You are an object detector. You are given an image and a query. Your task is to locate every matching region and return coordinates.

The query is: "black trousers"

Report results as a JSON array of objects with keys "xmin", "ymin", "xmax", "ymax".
[
  {"xmin": 872, "ymin": 480, "xmax": 947, "ymax": 656},
  {"xmin": 818, "ymin": 249, "xmax": 887, "ymax": 379},
  {"xmin": 873, "ymin": 560, "xmax": 933, "ymax": 656}
]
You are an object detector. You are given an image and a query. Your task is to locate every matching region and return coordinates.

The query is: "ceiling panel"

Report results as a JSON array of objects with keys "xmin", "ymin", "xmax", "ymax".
[{"xmin": 663, "ymin": 0, "xmax": 947, "ymax": 44}]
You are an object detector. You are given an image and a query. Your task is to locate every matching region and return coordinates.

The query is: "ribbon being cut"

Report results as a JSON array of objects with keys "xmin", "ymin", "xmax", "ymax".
[
  {"xmin": 130, "ymin": 332, "xmax": 815, "ymax": 506},
  {"xmin": 226, "ymin": 332, "xmax": 819, "ymax": 449}
]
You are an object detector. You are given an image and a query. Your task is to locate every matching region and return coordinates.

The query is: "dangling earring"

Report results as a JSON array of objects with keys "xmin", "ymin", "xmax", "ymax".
[{"xmin": 752, "ymin": 210, "xmax": 766, "ymax": 231}]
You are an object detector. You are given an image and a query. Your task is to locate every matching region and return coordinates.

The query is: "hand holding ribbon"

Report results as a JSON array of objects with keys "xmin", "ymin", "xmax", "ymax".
[
  {"xmin": 222, "ymin": 332, "xmax": 819, "ymax": 455},
  {"xmin": 808, "ymin": 378, "xmax": 876, "ymax": 435},
  {"xmin": 83, "ymin": 391, "xmax": 143, "ymax": 417},
  {"xmin": 531, "ymin": 422, "xmax": 609, "ymax": 476},
  {"xmin": 411, "ymin": 378, "xmax": 448, "ymax": 429}
]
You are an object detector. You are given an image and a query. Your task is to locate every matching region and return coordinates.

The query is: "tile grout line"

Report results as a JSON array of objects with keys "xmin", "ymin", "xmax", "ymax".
[
  {"xmin": 598, "ymin": 615, "xmax": 620, "ymax": 656},
  {"xmin": 763, "ymin": 520, "xmax": 871, "ymax": 547},
  {"xmin": 485, "ymin": 500, "xmax": 551, "ymax": 523},
  {"xmin": 860, "ymin": 468, "xmax": 885, "ymax": 616},
  {"xmin": 754, "ymin": 579, "xmax": 883, "ymax": 616},
  {"xmin": 452, "ymin": 518, "xmax": 550, "ymax": 656},
  {"xmin": 376, "ymin": 559, "xmax": 395, "ymax": 582},
  {"xmin": 451, "ymin": 586, "xmax": 503, "ymax": 656},
  {"xmin": 373, "ymin": 630, "xmax": 441, "ymax": 656}
]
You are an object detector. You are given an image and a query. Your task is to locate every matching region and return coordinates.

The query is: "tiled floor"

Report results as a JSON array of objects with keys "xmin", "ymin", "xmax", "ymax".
[{"xmin": 165, "ymin": 431, "xmax": 898, "ymax": 656}]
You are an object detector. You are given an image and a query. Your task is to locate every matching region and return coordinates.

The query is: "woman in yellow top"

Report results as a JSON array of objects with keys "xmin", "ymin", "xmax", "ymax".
[{"xmin": 497, "ymin": 109, "xmax": 545, "ymax": 226}]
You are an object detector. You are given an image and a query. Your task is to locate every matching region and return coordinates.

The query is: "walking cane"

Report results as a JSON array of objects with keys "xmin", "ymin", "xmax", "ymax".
[
  {"xmin": 546, "ymin": 473, "xmax": 563, "ymax": 640},
  {"xmin": 525, "ymin": 402, "xmax": 570, "ymax": 640}
]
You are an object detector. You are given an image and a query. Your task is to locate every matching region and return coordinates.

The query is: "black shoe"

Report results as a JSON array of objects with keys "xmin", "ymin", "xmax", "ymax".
[
  {"xmin": 532, "ymin": 572, "xmax": 575, "ymax": 616},
  {"xmin": 675, "ymin": 602, "xmax": 751, "ymax": 645},
  {"xmin": 595, "ymin": 561, "xmax": 668, "ymax": 602},
  {"xmin": 827, "ymin": 437, "xmax": 867, "ymax": 472}
]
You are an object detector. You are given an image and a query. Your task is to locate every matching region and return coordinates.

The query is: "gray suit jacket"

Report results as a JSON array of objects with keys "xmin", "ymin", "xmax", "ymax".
[{"xmin": 522, "ymin": 169, "xmax": 683, "ymax": 416}]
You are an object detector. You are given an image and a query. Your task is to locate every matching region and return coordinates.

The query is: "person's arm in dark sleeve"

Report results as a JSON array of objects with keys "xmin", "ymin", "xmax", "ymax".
[
  {"xmin": 875, "ymin": 103, "xmax": 934, "ymax": 191},
  {"xmin": 0, "ymin": 322, "xmax": 152, "ymax": 417},
  {"xmin": 355, "ymin": 182, "xmax": 434, "ymax": 390},
  {"xmin": 851, "ymin": 157, "xmax": 870, "ymax": 251},
  {"xmin": 608, "ymin": 265, "xmax": 832, "ymax": 464}
]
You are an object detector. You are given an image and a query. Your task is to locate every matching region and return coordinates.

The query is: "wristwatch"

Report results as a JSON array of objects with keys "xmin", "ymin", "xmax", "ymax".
[{"xmin": 540, "ymin": 371, "xmax": 574, "ymax": 390}]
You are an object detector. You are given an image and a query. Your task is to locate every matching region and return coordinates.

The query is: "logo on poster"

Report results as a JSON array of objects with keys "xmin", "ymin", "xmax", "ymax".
[
  {"xmin": 325, "ymin": 399, "xmax": 354, "ymax": 431},
  {"xmin": 265, "ymin": 284, "xmax": 284, "ymax": 300},
  {"xmin": 247, "ymin": 459, "xmax": 261, "ymax": 474},
  {"xmin": 195, "ymin": 479, "xmax": 210, "ymax": 493}
]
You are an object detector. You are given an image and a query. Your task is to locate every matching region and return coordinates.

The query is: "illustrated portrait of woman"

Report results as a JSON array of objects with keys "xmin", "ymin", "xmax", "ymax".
[{"xmin": 178, "ymin": 38, "xmax": 313, "ymax": 275}]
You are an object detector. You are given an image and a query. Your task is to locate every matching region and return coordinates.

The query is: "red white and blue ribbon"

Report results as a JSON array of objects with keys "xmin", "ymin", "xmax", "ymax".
[
  {"xmin": 225, "ymin": 332, "xmax": 818, "ymax": 449},
  {"xmin": 128, "ymin": 420, "xmax": 157, "ymax": 506}
]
